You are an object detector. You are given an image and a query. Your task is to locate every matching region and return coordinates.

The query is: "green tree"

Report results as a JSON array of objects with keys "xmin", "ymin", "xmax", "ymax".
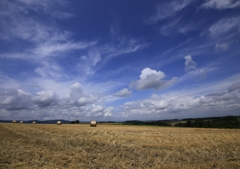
[{"xmin": 185, "ymin": 120, "xmax": 192, "ymax": 127}]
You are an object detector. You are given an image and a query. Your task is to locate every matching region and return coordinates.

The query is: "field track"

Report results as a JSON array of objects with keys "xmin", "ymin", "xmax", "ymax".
[{"xmin": 0, "ymin": 123, "xmax": 240, "ymax": 169}]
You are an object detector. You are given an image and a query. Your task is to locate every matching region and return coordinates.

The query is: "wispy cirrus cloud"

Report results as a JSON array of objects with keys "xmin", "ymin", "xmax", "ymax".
[
  {"xmin": 200, "ymin": 0, "xmax": 240, "ymax": 10},
  {"xmin": 0, "ymin": 0, "xmax": 98, "ymax": 80},
  {"xmin": 209, "ymin": 16, "xmax": 240, "ymax": 38},
  {"xmin": 32, "ymin": 40, "xmax": 97, "ymax": 58},
  {"xmin": 0, "ymin": 0, "xmax": 71, "ymax": 41},
  {"xmin": 77, "ymin": 37, "xmax": 149, "ymax": 75},
  {"xmin": 215, "ymin": 42, "xmax": 229, "ymax": 51},
  {"xmin": 146, "ymin": 0, "xmax": 190, "ymax": 24}
]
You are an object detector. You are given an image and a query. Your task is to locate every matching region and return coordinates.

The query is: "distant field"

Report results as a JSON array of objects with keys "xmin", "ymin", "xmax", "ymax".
[{"xmin": 0, "ymin": 123, "xmax": 240, "ymax": 169}]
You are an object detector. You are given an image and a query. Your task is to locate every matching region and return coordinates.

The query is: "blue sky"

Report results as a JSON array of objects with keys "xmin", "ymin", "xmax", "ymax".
[{"xmin": 0, "ymin": 0, "xmax": 240, "ymax": 121}]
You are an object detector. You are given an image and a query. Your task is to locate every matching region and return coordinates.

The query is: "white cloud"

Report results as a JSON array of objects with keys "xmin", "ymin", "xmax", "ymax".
[
  {"xmin": 1, "ymin": 76, "xmax": 240, "ymax": 120},
  {"xmin": 33, "ymin": 41, "xmax": 97, "ymax": 57},
  {"xmin": 121, "ymin": 81, "xmax": 240, "ymax": 120},
  {"xmin": 0, "ymin": 0, "xmax": 96, "ymax": 62},
  {"xmin": 32, "ymin": 90, "xmax": 58, "ymax": 108},
  {"xmin": 89, "ymin": 50, "xmax": 102, "ymax": 66},
  {"xmin": 130, "ymin": 68, "xmax": 177, "ymax": 90},
  {"xmin": 104, "ymin": 38, "xmax": 150, "ymax": 59},
  {"xmin": 215, "ymin": 42, "xmax": 229, "ymax": 51},
  {"xmin": 92, "ymin": 105, "xmax": 104, "ymax": 113},
  {"xmin": 32, "ymin": 78, "xmax": 74, "ymax": 98},
  {"xmin": 200, "ymin": 0, "xmax": 240, "ymax": 10},
  {"xmin": 228, "ymin": 82, "xmax": 240, "ymax": 93},
  {"xmin": 76, "ymin": 37, "xmax": 149, "ymax": 75},
  {"xmin": 66, "ymin": 82, "xmax": 96, "ymax": 107},
  {"xmin": 35, "ymin": 61, "xmax": 68, "ymax": 78},
  {"xmin": 0, "ymin": 81, "xmax": 113, "ymax": 120},
  {"xmin": 147, "ymin": 0, "xmax": 190, "ymax": 24},
  {"xmin": 114, "ymin": 88, "xmax": 132, "ymax": 97},
  {"xmin": 0, "ymin": 0, "xmax": 70, "ymax": 42},
  {"xmin": 0, "ymin": 73, "xmax": 20, "ymax": 90},
  {"xmin": 104, "ymin": 106, "xmax": 114, "ymax": 117},
  {"xmin": 0, "ymin": 89, "xmax": 32, "ymax": 111},
  {"xmin": 209, "ymin": 17, "xmax": 240, "ymax": 37},
  {"xmin": 184, "ymin": 55, "xmax": 197, "ymax": 72}
]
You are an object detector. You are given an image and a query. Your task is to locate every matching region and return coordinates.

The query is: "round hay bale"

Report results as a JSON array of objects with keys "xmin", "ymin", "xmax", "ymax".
[
  {"xmin": 32, "ymin": 121, "xmax": 36, "ymax": 124},
  {"xmin": 20, "ymin": 121, "xmax": 23, "ymax": 123},
  {"xmin": 12, "ymin": 120, "xmax": 16, "ymax": 123},
  {"xmin": 57, "ymin": 121, "xmax": 62, "ymax": 125},
  {"xmin": 90, "ymin": 120, "xmax": 97, "ymax": 127}
]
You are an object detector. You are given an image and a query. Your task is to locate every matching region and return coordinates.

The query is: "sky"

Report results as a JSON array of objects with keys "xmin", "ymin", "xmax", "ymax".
[{"xmin": 0, "ymin": 0, "xmax": 240, "ymax": 121}]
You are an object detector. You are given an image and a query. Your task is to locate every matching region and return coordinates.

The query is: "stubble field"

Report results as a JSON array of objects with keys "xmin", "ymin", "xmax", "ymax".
[{"xmin": 0, "ymin": 123, "xmax": 240, "ymax": 169}]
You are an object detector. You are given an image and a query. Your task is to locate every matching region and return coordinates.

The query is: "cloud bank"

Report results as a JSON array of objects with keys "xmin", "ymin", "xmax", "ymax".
[{"xmin": 122, "ymin": 81, "xmax": 240, "ymax": 120}]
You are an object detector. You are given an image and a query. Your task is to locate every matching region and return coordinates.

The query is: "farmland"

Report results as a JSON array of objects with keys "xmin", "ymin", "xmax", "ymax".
[{"xmin": 0, "ymin": 123, "xmax": 240, "ymax": 169}]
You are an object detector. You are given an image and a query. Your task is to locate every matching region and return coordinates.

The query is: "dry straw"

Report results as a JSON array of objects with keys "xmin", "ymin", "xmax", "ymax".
[
  {"xmin": 90, "ymin": 120, "xmax": 97, "ymax": 127},
  {"xmin": 57, "ymin": 121, "xmax": 62, "ymax": 125},
  {"xmin": 20, "ymin": 121, "xmax": 23, "ymax": 124},
  {"xmin": 12, "ymin": 120, "xmax": 16, "ymax": 123}
]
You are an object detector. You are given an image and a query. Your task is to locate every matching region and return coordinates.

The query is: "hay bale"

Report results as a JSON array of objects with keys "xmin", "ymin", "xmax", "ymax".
[
  {"xmin": 57, "ymin": 121, "xmax": 62, "ymax": 125},
  {"xmin": 90, "ymin": 120, "xmax": 97, "ymax": 127},
  {"xmin": 12, "ymin": 120, "xmax": 16, "ymax": 123},
  {"xmin": 32, "ymin": 121, "xmax": 36, "ymax": 124},
  {"xmin": 20, "ymin": 121, "xmax": 23, "ymax": 123}
]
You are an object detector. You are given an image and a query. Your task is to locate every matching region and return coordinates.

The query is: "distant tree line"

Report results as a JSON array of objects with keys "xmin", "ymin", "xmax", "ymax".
[
  {"xmin": 98, "ymin": 121, "xmax": 116, "ymax": 123},
  {"xmin": 70, "ymin": 120, "xmax": 80, "ymax": 124},
  {"xmin": 175, "ymin": 116, "xmax": 240, "ymax": 128},
  {"xmin": 124, "ymin": 120, "xmax": 171, "ymax": 126}
]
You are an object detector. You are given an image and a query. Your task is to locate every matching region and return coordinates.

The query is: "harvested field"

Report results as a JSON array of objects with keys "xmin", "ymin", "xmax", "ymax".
[{"xmin": 0, "ymin": 123, "xmax": 240, "ymax": 169}]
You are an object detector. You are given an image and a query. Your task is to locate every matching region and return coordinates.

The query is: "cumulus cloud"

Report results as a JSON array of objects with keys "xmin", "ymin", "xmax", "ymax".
[
  {"xmin": 147, "ymin": 0, "xmax": 190, "ymax": 24},
  {"xmin": 81, "ymin": 104, "xmax": 109, "ymax": 118},
  {"xmin": 32, "ymin": 90, "xmax": 58, "ymax": 108},
  {"xmin": 66, "ymin": 82, "xmax": 96, "ymax": 106},
  {"xmin": 92, "ymin": 105, "xmax": 104, "ymax": 113},
  {"xmin": 130, "ymin": 68, "xmax": 177, "ymax": 90},
  {"xmin": 200, "ymin": 0, "xmax": 240, "ymax": 10},
  {"xmin": 0, "ymin": 89, "xmax": 32, "ymax": 111},
  {"xmin": 184, "ymin": 55, "xmax": 197, "ymax": 72},
  {"xmin": 114, "ymin": 88, "xmax": 132, "ymax": 97}
]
